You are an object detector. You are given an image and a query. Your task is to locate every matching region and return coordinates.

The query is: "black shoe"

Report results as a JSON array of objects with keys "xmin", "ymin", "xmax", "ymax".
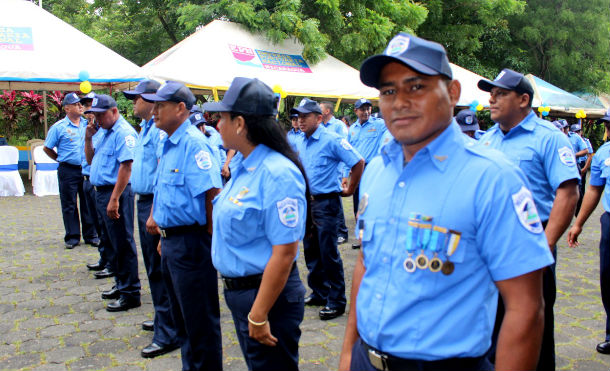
[
  {"xmin": 86, "ymin": 262, "xmax": 104, "ymax": 271},
  {"xmin": 305, "ymin": 295, "xmax": 326, "ymax": 307},
  {"xmin": 85, "ymin": 238, "xmax": 100, "ymax": 247},
  {"xmin": 65, "ymin": 241, "xmax": 79, "ymax": 249},
  {"xmin": 106, "ymin": 297, "xmax": 141, "ymax": 312},
  {"xmin": 94, "ymin": 268, "xmax": 115, "ymax": 279},
  {"xmin": 101, "ymin": 286, "xmax": 120, "ymax": 300},
  {"xmin": 337, "ymin": 236, "xmax": 347, "ymax": 244},
  {"xmin": 319, "ymin": 306, "xmax": 345, "ymax": 320},
  {"xmin": 142, "ymin": 320, "xmax": 154, "ymax": 332},
  {"xmin": 351, "ymin": 243, "xmax": 361, "ymax": 249},
  {"xmin": 597, "ymin": 341, "xmax": 610, "ymax": 354},
  {"xmin": 141, "ymin": 342, "xmax": 180, "ymax": 358}
]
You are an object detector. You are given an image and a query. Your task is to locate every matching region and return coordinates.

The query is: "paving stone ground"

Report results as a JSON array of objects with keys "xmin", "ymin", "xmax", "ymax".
[{"xmin": 1, "ymin": 171, "xmax": 609, "ymax": 370}]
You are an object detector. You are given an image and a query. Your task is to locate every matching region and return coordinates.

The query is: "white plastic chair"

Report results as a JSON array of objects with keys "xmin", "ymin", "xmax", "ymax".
[
  {"xmin": 0, "ymin": 146, "xmax": 25, "ymax": 196},
  {"xmin": 27, "ymin": 139, "xmax": 44, "ymax": 180},
  {"xmin": 32, "ymin": 145, "xmax": 59, "ymax": 197}
]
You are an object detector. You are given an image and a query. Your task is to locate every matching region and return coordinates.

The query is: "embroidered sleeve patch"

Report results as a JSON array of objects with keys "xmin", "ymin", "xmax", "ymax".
[
  {"xmin": 340, "ymin": 138, "xmax": 353, "ymax": 151},
  {"xmin": 511, "ymin": 186, "xmax": 543, "ymax": 234},
  {"xmin": 195, "ymin": 150, "xmax": 212, "ymax": 170},
  {"xmin": 276, "ymin": 197, "xmax": 299, "ymax": 228},
  {"xmin": 124, "ymin": 135, "xmax": 136, "ymax": 148},
  {"xmin": 558, "ymin": 146, "xmax": 576, "ymax": 167}
]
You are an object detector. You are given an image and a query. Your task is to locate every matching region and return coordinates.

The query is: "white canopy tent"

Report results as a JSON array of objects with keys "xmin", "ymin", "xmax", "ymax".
[{"xmin": 143, "ymin": 20, "xmax": 489, "ymax": 107}]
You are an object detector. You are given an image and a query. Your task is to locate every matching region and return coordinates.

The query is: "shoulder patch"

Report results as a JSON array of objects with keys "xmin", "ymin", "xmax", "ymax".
[
  {"xmin": 511, "ymin": 186, "xmax": 543, "ymax": 234},
  {"xmin": 340, "ymin": 138, "xmax": 353, "ymax": 151},
  {"xmin": 558, "ymin": 146, "xmax": 576, "ymax": 167},
  {"xmin": 195, "ymin": 150, "xmax": 212, "ymax": 170},
  {"xmin": 124, "ymin": 135, "xmax": 136, "ymax": 148},
  {"xmin": 605, "ymin": 158, "xmax": 610, "ymax": 167},
  {"xmin": 276, "ymin": 197, "xmax": 299, "ymax": 228}
]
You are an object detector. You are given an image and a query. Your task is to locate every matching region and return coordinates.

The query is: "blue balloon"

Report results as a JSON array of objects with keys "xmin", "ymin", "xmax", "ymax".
[
  {"xmin": 78, "ymin": 70, "xmax": 90, "ymax": 81},
  {"xmin": 542, "ymin": 110, "xmax": 549, "ymax": 117},
  {"xmin": 471, "ymin": 100, "xmax": 479, "ymax": 106}
]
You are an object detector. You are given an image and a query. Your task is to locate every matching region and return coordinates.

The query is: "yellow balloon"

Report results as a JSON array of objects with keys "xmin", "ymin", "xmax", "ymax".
[
  {"xmin": 476, "ymin": 104, "xmax": 483, "ymax": 111},
  {"xmin": 582, "ymin": 113, "xmax": 587, "ymax": 118},
  {"xmin": 538, "ymin": 106, "xmax": 544, "ymax": 113},
  {"xmin": 280, "ymin": 90, "xmax": 287, "ymax": 99},
  {"xmin": 80, "ymin": 81, "xmax": 92, "ymax": 94},
  {"xmin": 272, "ymin": 84, "xmax": 282, "ymax": 93},
  {"xmin": 544, "ymin": 106, "xmax": 551, "ymax": 112}
]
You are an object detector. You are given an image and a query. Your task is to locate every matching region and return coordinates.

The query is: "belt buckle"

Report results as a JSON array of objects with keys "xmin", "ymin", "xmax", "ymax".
[
  {"xmin": 368, "ymin": 348, "xmax": 389, "ymax": 371},
  {"xmin": 160, "ymin": 229, "xmax": 167, "ymax": 238}
]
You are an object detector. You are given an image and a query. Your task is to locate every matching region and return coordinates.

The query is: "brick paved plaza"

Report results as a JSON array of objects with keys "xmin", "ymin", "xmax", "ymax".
[{"xmin": 1, "ymin": 174, "xmax": 610, "ymax": 370}]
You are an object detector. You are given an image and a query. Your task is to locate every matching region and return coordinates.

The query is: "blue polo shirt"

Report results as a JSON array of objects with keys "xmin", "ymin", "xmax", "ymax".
[
  {"xmin": 153, "ymin": 120, "xmax": 222, "ymax": 228},
  {"xmin": 44, "ymin": 116, "xmax": 87, "ymax": 166},
  {"xmin": 296, "ymin": 125, "xmax": 362, "ymax": 195},
  {"xmin": 286, "ymin": 128, "xmax": 302, "ymax": 152},
  {"xmin": 82, "ymin": 129, "xmax": 104, "ymax": 176},
  {"xmin": 356, "ymin": 122, "xmax": 553, "ymax": 360},
  {"xmin": 479, "ymin": 111, "xmax": 580, "ymax": 221},
  {"xmin": 348, "ymin": 117, "xmax": 387, "ymax": 164},
  {"xmin": 212, "ymin": 144, "xmax": 307, "ymax": 277},
  {"xmin": 90, "ymin": 116, "xmax": 137, "ymax": 186},
  {"xmin": 589, "ymin": 142, "xmax": 610, "ymax": 212},
  {"xmin": 131, "ymin": 118, "xmax": 164, "ymax": 195}
]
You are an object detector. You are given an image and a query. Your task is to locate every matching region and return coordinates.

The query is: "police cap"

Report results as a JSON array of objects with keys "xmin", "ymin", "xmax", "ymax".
[
  {"xmin": 203, "ymin": 77, "xmax": 278, "ymax": 116},
  {"xmin": 141, "ymin": 81, "xmax": 196, "ymax": 110},
  {"xmin": 478, "ymin": 69, "xmax": 534, "ymax": 99},
  {"xmin": 85, "ymin": 94, "xmax": 117, "ymax": 113},
  {"xmin": 123, "ymin": 79, "xmax": 161, "ymax": 100}
]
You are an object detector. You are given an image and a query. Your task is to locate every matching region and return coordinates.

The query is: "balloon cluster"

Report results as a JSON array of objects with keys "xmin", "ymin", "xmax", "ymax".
[
  {"xmin": 537, "ymin": 104, "xmax": 551, "ymax": 117},
  {"xmin": 469, "ymin": 100, "xmax": 483, "ymax": 112},
  {"xmin": 575, "ymin": 109, "xmax": 587, "ymax": 119},
  {"xmin": 272, "ymin": 84, "xmax": 287, "ymax": 99},
  {"xmin": 78, "ymin": 70, "xmax": 92, "ymax": 94}
]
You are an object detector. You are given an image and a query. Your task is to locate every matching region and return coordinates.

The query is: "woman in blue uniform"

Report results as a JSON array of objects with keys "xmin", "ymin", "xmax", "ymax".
[{"xmin": 203, "ymin": 77, "xmax": 308, "ymax": 371}]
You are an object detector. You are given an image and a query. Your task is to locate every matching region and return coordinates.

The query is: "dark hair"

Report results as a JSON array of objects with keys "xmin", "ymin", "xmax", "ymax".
[{"xmin": 340, "ymin": 116, "xmax": 351, "ymax": 126}]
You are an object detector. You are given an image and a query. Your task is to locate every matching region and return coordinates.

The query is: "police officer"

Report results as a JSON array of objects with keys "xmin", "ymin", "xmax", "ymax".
[
  {"xmin": 568, "ymin": 113, "xmax": 610, "ymax": 354},
  {"xmin": 293, "ymin": 98, "xmax": 365, "ymax": 320},
  {"xmin": 339, "ymin": 32, "xmax": 553, "ymax": 371},
  {"xmin": 205, "ymin": 77, "xmax": 307, "ymax": 371},
  {"xmin": 570, "ymin": 123, "xmax": 593, "ymax": 215},
  {"xmin": 478, "ymin": 69, "xmax": 580, "ymax": 370},
  {"xmin": 84, "ymin": 95, "xmax": 141, "ymax": 312},
  {"xmin": 80, "ymin": 93, "xmax": 113, "ymax": 278},
  {"xmin": 456, "ymin": 109, "xmax": 479, "ymax": 138},
  {"xmin": 44, "ymin": 92, "xmax": 99, "ymax": 249},
  {"xmin": 141, "ymin": 81, "xmax": 223, "ymax": 371},
  {"xmin": 348, "ymin": 98, "xmax": 387, "ymax": 248},
  {"xmin": 190, "ymin": 112, "xmax": 226, "ymax": 168},
  {"xmin": 286, "ymin": 113, "xmax": 301, "ymax": 151}
]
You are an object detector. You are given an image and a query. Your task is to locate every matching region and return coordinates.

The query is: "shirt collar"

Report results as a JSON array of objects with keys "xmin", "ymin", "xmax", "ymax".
[
  {"xmin": 240, "ymin": 144, "xmax": 270, "ymax": 173},
  {"xmin": 307, "ymin": 124, "xmax": 324, "ymax": 141},
  {"xmin": 322, "ymin": 116, "xmax": 336, "ymax": 125},
  {"xmin": 489, "ymin": 110, "xmax": 537, "ymax": 135},
  {"xmin": 168, "ymin": 119, "xmax": 190, "ymax": 144}
]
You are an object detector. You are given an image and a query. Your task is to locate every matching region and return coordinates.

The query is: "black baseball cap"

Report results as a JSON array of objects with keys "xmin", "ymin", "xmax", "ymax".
[
  {"xmin": 478, "ymin": 69, "xmax": 534, "ymax": 99},
  {"xmin": 189, "ymin": 112, "xmax": 207, "ymax": 127},
  {"xmin": 360, "ymin": 33, "xmax": 453, "ymax": 88},
  {"xmin": 354, "ymin": 98, "xmax": 372, "ymax": 109},
  {"xmin": 85, "ymin": 94, "xmax": 117, "ymax": 113},
  {"xmin": 123, "ymin": 79, "xmax": 161, "ymax": 100},
  {"xmin": 290, "ymin": 98, "xmax": 322, "ymax": 115},
  {"xmin": 62, "ymin": 92, "xmax": 81, "ymax": 106},
  {"xmin": 203, "ymin": 77, "xmax": 278, "ymax": 116},
  {"xmin": 141, "ymin": 81, "xmax": 196, "ymax": 110}
]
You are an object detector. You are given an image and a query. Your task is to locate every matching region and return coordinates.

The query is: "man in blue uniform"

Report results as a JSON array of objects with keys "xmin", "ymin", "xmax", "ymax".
[
  {"xmin": 348, "ymin": 98, "xmax": 387, "ymax": 248},
  {"xmin": 570, "ymin": 123, "xmax": 593, "ymax": 215},
  {"xmin": 141, "ymin": 81, "xmax": 223, "ymax": 371},
  {"xmin": 478, "ymin": 69, "xmax": 580, "ymax": 370},
  {"xmin": 293, "ymin": 98, "xmax": 365, "ymax": 320},
  {"xmin": 339, "ymin": 32, "xmax": 553, "ymax": 371},
  {"xmin": 456, "ymin": 109, "xmax": 479, "ymax": 138},
  {"xmin": 44, "ymin": 92, "xmax": 98, "ymax": 249},
  {"xmin": 568, "ymin": 113, "xmax": 610, "ymax": 354},
  {"xmin": 122, "ymin": 80, "xmax": 179, "ymax": 358},
  {"xmin": 190, "ymin": 112, "xmax": 225, "ymax": 168},
  {"xmin": 286, "ymin": 113, "xmax": 301, "ymax": 151},
  {"xmin": 84, "ymin": 95, "xmax": 141, "ymax": 312}
]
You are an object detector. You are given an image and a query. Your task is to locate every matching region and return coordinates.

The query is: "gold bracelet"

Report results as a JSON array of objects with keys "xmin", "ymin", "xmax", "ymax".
[{"xmin": 247, "ymin": 312, "xmax": 267, "ymax": 326}]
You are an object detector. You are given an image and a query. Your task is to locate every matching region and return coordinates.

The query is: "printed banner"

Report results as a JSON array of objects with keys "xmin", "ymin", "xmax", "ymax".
[
  {"xmin": 229, "ymin": 44, "xmax": 312, "ymax": 73},
  {"xmin": 0, "ymin": 27, "xmax": 34, "ymax": 51}
]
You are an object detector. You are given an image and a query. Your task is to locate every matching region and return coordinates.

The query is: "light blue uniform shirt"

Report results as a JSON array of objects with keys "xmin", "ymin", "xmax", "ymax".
[
  {"xmin": 153, "ymin": 120, "xmax": 222, "ymax": 228},
  {"xmin": 131, "ymin": 118, "xmax": 164, "ymax": 195},
  {"xmin": 348, "ymin": 117, "xmax": 387, "ymax": 164},
  {"xmin": 479, "ymin": 111, "xmax": 580, "ymax": 221},
  {"xmin": 90, "ymin": 116, "xmax": 137, "ymax": 186},
  {"xmin": 356, "ymin": 122, "xmax": 553, "ymax": 360},
  {"xmin": 204, "ymin": 125, "xmax": 227, "ymax": 167},
  {"xmin": 568, "ymin": 132, "xmax": 588, "ymax": 161},
  {"xmin": 82, "ymin": 129, "xmax": 104, "ymax": 176},
  {"xmin": 589, "ymin": 142, "xmax": 610, "ymax": 211},
  {"xmin": 286, "ymin": 128, "xmax": 302, "ymax": 152},
  {"xmin": 323, "ymin": 116, "xmax": 348, "ymax": 137},
  {"xmin": 212, "ymin": 144, "xmax": 306, "ymax": 277},
  {"xmin": 296, "ymin": 125, "xmax": 362, "ymax": 195},
  {"xmin": 44, "ymin": 116, "xmax": 87, "ymax": 166}
]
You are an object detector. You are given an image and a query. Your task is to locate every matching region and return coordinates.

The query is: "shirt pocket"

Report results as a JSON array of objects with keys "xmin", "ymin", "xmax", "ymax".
[
  {"xmin": 160, "ymin": 172, "xmax": 187, "ymax": 207},
  {"xmin": 224, "ymin": 206, "xmax": 263, "ymax": 243},
  {"xmin": 508, "ymin": 150, "xmax": 534, "ymax": 168}
]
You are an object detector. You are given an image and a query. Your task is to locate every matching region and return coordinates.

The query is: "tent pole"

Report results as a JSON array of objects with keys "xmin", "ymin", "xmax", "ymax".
[
  {"xmin": 334, "ymin": 98, "xmax": 342, "ymax": 113},
  {"xmin": 213, "ymin": 88, "xmax": 219, "ymax": 102},
  {"xmin": 43, "ymin": 90, "xmax": 48, "ymax": 136}
]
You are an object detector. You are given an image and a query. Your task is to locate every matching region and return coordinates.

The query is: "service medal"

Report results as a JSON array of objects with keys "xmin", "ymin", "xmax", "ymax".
[
  {"xmin": 429, "ymin": 256, "xmax": 442, "ymax": 272},
  {"xmin": 441, "ymin": 261, "xmax": 454, "ymax": 275},
  {"xmin": 403, "ymin": 256, "xmax": 416, "ymax": 273},
  {"xmin": 416, "ymin": 252, "xmax": 429, "ymax": 270}
]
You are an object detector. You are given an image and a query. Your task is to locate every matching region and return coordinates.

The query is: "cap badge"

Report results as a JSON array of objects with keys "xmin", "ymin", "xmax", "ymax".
[
  {"xmin": 91, "ymin": 98, "xmax": 98, "ymax": 106},
  {"xmin": 195, "ymin": 113, "xmax": 202, "ymax": 120},
  {"xmin": 494, "ymin": 71, "xmax": 506, "ymax": 81},
  {"xmin": 465, "ymin": 116, "xmax": 473, "ymax": 124},
  {"xmin": 386, "ymin": 35, "xmax": 410, "ymax": 56},
  {"xmin": 299, "ymin": 99, "xmax": 307, "ymax": 107}
]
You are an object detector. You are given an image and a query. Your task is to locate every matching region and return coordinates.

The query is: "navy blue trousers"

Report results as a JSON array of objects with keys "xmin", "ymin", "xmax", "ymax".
[
  {"xmin": 57, "ymin": 163, "xmax": 97, "ymax": 243},
  {"xmin": 600, "ymin": 212, "xmax": 610, "ymax": 340},
  {"xmin": 161, "ymin": 229, "xmax": 222, "ymax": 371},
  {"xmin": 224, "ymin": 266, "xmax": 305, "ymax": 371},
  {"xmin": 136, "ymin": 195, "xmax": 177, "ymax": 347},
  {"xmin": 83, "ymin": 178, "xmax": 110, "ymax": 269},
  {"xmin": 95, "ymin": 185, "xmax": 140, "ymax": 301},
  {"xmin": 303, "ymin": 196, "xmax": 346, "ymax": 309},
  {"xmin": 337, "ymin": 199, "xmax": 349, "ymax": 240}
]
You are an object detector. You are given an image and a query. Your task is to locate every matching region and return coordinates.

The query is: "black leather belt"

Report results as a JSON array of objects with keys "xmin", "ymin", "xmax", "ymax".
[
  {"xmin": 222, "ymin": 262, "xmax": 296, "ymax": 291},
  {"xmin": 94, "ymin": 185, "xmax": 114, "ymax": 192},
  {"xmin": 83, "ymin": 175, "xmax": 90, "ymax": 181},
  {"xmin": 138, "ymin": 193, "xmax": 154, "ymax": 201},
  {"xmin": 362, "ymin": 341, "xmax": 487, "ymax": 371},
  {"xmin": 311, "ymin": 192, "xmax": 340, "ymax": 201},
  {"xmin": 59, "ymin": 162, "xmax": 81, "ymax": 169},
  {"xmin": 159, "ymin": 224, "xmax": 206, "ymax": 238}
]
